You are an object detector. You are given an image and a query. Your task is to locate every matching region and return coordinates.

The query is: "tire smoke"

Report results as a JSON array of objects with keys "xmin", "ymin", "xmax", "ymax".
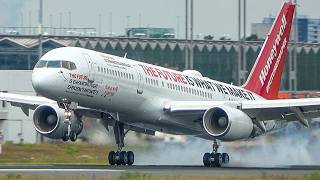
[{"xmin": 134, "ymin": 122, "xmax": 320, "ymax": 166}]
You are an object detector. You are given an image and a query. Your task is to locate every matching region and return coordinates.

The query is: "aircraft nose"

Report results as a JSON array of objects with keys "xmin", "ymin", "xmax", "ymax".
[
  {"xmin": 31, "ymin": 70, "xmax": 40, "ymax": 90},
  {"xmin": 32, "ymin": 69, "xmax": 56, "ymax": 95}
]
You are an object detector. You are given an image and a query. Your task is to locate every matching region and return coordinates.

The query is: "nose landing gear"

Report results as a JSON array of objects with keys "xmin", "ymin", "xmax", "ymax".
[
  {"xmin": 60, "ymin": 101, "xmax": 82, "ymax": 142},
  {"xmin": 203, "ymin": 139, "xmax": 229, "ymax": 167}
]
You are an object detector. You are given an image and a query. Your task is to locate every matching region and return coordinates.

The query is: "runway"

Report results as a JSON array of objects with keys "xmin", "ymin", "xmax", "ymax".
[{"xmin": 0, "ymin": 165, "xmax": 319, "ymax": 176}]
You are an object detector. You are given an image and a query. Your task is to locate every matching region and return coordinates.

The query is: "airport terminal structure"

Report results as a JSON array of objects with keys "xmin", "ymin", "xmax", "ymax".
[{"xmin": 0, "ymin": 35, "xmax": 320, "ymax": 143}]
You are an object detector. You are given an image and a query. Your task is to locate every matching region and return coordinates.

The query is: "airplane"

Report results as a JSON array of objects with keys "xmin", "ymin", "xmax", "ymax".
[{"xmin": 0, "ymin": 1, "xmax": 316, "ymax": 167}]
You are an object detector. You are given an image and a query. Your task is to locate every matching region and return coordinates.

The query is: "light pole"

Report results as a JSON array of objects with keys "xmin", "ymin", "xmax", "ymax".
[
  {"xmin": 38, "ymin": 0, "xmax": 43, "ymax": 61},
  {"xmin": 185, "ymin": 0, "xmax": 189, "ymax": 70},
  {"xmin": 190, "ymin": 0, "xmax": 194, "ymax": 69},
  {"xmin": 98, "ymin": 13, "xmax": 102, "ymax": 36},
  {"xmin": 68, "ymin": 11, "xmax": 72, "ymax": 29},
  {"xmin": 238, "ymin": 0, "xmax": 242, "ymax": 85},
  {"xmin": 28, "ymin": 11, "xmax": 32, "ymax": 35},
  {"xmin": 177, "ymin": 16, "xmax": 180, "ymax": 39},
  {"xmin": 109, "ymin": 12, "xmax": 113, "ymax": 36},
  {"xmin": 289, "ymin": 0, "xmax": 298, "ymax": 91},
  {"xmin": 126, "ymin": 16, "xmax": 131, "ymax": 28},
  {"xmin": 59, "ymin": 12, "xmax": 62, "ymax": 35}
]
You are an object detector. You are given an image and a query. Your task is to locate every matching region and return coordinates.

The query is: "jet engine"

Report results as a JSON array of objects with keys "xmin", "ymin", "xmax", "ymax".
[
  {"xmin": 33, "ymin": 104, "xmax": 83, "ymax": 139},
  {"xmin": 202, "ymin": 105, "xmax": 253, "ymax": 141}
]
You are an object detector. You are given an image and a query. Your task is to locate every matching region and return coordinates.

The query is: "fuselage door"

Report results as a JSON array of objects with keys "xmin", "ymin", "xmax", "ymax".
[
  {"xmin": 135, "ymin": 65, "xmax": 144, "ymax": 94},
  {"xmin": 83, "ymin": 53, "xmax": 96, "ymax": 82}
]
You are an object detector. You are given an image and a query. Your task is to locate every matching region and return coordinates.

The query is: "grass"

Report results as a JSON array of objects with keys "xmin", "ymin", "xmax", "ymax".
[
  {"xmin": 0, "ymin": 142, "xmax": 113, "ymax": 164},
  {"xmin": 0, "ymin": 143, "xmax": 319, "ymax": 179}
]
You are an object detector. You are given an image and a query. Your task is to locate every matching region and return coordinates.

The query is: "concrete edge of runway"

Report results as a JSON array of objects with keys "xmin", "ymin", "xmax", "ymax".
[{"xmin": 0, "ymin": 164, "xmax": 319, "ymax": 176}]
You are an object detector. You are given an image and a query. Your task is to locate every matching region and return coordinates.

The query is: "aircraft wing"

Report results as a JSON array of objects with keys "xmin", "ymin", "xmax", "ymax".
[
  {"xmin": 0, "ymin": 92, "xmax": 55, "ymax": 116},
  {"xmin": 0, "ymin": 92, "xmax": 155, "ymax": 135},
  {"xmin": 164, "ymin": 98, "xmax": 320, "ymax": 127}
]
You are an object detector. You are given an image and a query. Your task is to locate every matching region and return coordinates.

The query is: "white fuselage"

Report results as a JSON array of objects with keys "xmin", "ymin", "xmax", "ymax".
[{"xmin": 32, "ymin": 47, "xmax": 265, "ymax": 136}]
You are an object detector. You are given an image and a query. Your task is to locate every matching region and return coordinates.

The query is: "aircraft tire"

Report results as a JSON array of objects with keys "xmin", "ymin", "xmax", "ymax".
[
  {"xmin": 114, "ymin": 151, "xmax": 121, "ymax": 165},
  {"xmin": 119, "ymin": 151, "xmax": 128, "ymax": 165},
  {"xmin": 62, "ymin": 131, "xmax": 69, "ymax": 141},
  {"xmin": 213, "ymin": 153, "xmax": 223, "ymax": 167},
  {"xmin": 76, "ymin": 122, "xmax": 83, "ymax": 135},
  {"xmin": 127, "ymin": 151, "xmax": 134, "ymax": 165},
  {"xmin": 108, "ymin": 151, "xmax": 116, "ymax": 165},
  {"xmin": 69, "ymin": 131, "xmax": 77, "ymax": 142},
  {"xmin": 203, "ymin": 153, "xmax": 211, "ymax": 167},
  {"xmin": 222, "ymin": 153, "xmax": 229, "ymax": 164}
]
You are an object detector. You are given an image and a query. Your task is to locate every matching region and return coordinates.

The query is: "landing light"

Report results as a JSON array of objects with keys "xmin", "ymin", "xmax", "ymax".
[{"xmin": 64, "ymin": 111, "xmax": 72, "ymax": 117}]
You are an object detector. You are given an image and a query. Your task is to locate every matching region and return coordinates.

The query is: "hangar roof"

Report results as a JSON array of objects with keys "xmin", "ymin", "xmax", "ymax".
[{"xmin": 0, "ymin": 35, "xmax": 319, "ymax": 54}]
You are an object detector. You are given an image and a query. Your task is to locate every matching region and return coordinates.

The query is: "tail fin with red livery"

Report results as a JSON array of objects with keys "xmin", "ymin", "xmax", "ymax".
[{"xmin": 242, "ymin": 2, "xmax": 295, "ymax": 99}]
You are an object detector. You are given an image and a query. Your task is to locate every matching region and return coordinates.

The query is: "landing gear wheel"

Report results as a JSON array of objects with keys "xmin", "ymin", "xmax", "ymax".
[
  {"xmin": 119, "ymin": 151, "xmax": 128, "ymax": 165},
  {"xmin": 203, "ymin": 153, "xmax": 211, "ymax": 167},
  {"xmin": 127, "ymin": 151, "xmax": 134, "ymax": 165},
  {"xmin": 202, "ymin": 139, "xmax": 229, "ymax": 167},
  {"xmin": 77, "ymin": 122, "xmax": 83, "ymax": 135},
  {"xmin": 108, "ymin": 151, "xmax": 116, "ymax": 165},
  {"xmin": 222, "ymin": 153, "xmax": 229, "ymax": 164},
  {"xmin": 62, "ymin": 131, "xmax": 69, "ymax": 141},
  {"xmin": 115, "ymin": 152, "xmax": 122, "ymax": 165},
  {"xmin": 105, "ymin": 120, "xmax": 135, "ymax": 166},
  {"xmin": 213, "ymin": 153, "xmax": 223, "ymax": 167},
  {"xmin": 69, "ymin": 131, "xmax": 77, "ymax": 142}
]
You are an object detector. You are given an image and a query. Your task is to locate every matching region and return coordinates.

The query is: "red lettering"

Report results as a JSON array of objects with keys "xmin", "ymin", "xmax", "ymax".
[
  {"xmin": 150, "ymin": 67, "xmax": 158, "ymax": 77},
  {"xmin": 155, "ymin": 68, "xmax": 165, "ymax": 79},
  {"xmin": 138, "ymin": 64, "xmax": 149, "ymax": 75}
]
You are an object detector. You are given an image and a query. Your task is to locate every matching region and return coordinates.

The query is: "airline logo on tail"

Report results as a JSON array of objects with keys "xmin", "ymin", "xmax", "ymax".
[
  {"xmin": 265, "ymin": 15, "xmax": 287, "ymax": 93},
  {"xmin": 243, "ymin": 2, "xmax": 295, "ymax": 99},
  {"xmin": 259, "ymin": 15, "xmax": 287, "ymax": 88}
]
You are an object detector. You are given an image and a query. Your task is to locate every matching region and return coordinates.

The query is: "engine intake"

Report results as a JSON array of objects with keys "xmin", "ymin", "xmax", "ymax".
[
  {"xmin": 203, "ymin": 105, "xmax": 253, "ymax": 141},
  {"xmin": 33, "ymin": 104, "xmax": 82, "ymax": 139},
  {"xmin": 33, "ymin": 104, "xmax": 63, "ymax": 135}
]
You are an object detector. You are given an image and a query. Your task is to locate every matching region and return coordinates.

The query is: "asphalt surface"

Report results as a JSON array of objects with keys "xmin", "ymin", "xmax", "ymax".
[{"xmin": 0, "ymin": 165, "xmax": 319, "ymax": 176}]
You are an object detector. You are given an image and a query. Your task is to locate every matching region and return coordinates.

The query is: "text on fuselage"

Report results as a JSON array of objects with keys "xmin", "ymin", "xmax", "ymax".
[{"xmin": 139, "ymin": 64, "xmax": 255, "ymax": 100}]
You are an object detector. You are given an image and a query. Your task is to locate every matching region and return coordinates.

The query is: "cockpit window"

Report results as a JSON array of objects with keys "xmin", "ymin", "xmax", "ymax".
[
  {"xmin": 44, "ymin": 60, "xmax": 77, "ymax": 70},
  {"xmin": 61, "ymin": 61, "xmax": 77, "ymax": 70},
  {"xmin": 35, "ymin": 60, "xmax": 47, "ymax": 68},
  {"xmin": 47, "ymin": 60, "xmax": 61, "ymax": 68}
]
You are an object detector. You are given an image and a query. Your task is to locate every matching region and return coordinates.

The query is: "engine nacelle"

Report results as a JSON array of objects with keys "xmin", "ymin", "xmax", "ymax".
[
  {"xmin": 33, "ymin": 104, "xmax": 82, "ymax": 139},
  {"xmin": 203, "ymin": 105, "xmax": 253, "ymax": 141}
]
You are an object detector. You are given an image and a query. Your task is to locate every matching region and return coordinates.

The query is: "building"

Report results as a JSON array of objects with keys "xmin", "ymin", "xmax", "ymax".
[
  {"xmin": 0, "ymin": 70, "xmax": 38, "ymax": 143},
  {"xmin": 0, "ymin": 35, "xmax": 320, "ymax": 89},
  {"xmin": 126, "ymin": 27, "xmax": 175, "ymax": 38},
  {"xmin": 308, "ymin": 19, "xmax": 320, "ymax": 43},
  {"xmin": 251, "ymin": 16, "xmax": 311, "ymax": 43}
]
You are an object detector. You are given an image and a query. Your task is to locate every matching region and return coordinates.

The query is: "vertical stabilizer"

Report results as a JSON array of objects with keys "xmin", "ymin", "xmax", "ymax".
[{"xmin": 242, "ymin": 2, "xmax": 295, "ymax": 99}]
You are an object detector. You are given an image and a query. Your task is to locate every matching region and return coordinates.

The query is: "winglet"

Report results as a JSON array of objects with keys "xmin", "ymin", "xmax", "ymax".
[{"xmin": 242, "ymin": 2, "xmax": 295, "ymax": 99}]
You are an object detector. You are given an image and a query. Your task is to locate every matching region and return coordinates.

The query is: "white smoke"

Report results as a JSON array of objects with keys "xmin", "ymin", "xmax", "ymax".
[{"xmin": 134, "ymin": 122, "xmax": 320, "ymax": 167}]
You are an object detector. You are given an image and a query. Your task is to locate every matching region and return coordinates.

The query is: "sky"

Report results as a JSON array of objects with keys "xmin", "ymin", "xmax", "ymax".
[{"xmin": 2, "ymin": 0, "xmax": 320, "ymax": 40}]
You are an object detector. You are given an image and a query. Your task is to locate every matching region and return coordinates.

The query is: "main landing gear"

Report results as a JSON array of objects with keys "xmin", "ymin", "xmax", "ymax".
[
  {"xmin": 203, "ymin": 139, "xmax": 229, "ymax": 167},
  {"xmin": 107, "ymin": 122, "xmax": 134, "ymax": 166}
]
